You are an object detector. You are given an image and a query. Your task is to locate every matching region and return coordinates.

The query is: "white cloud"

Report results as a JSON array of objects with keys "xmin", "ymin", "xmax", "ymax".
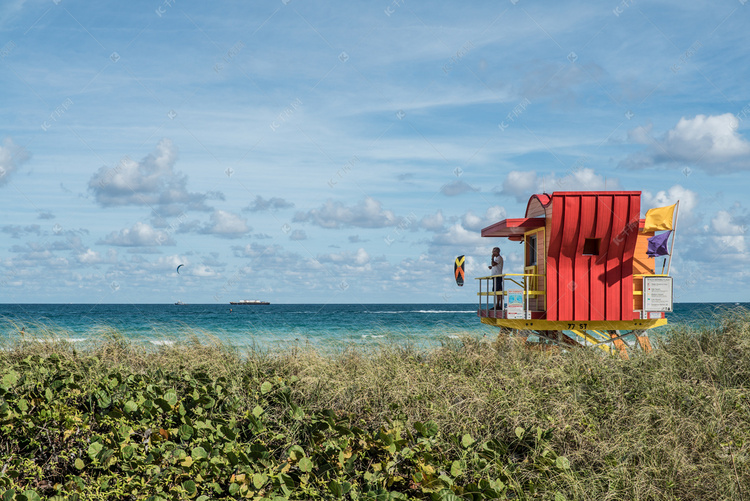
[
  {"xmin": 420, "ymin": 210, "xmax": 445, "ymax": 231},
  {"xmin": 500, "ymin": 168, "xmax": 621, "ymax": 202},
  {"xmin": 0, "ymin": 138, "xmax": 30, "ymax": 187},
  {"xmin": 441, "ymin": 180, "xmax": 480, "ymax": 196},
  {"xmin": 623, "ymin": 114, "xmax": 750, "ymax": 172},
  {"xmin": 77, "ymin": 249, "xmax": 102, "ymax": 264},
  {"xmin": 88, "ymin": 139, "xmax": 220, "ymax": 214},
  {"xmin": 712, "ymin": 211, "xmax": 748, "ymax": 236},
  {"xmin": 642, "ymin": 185, "xmax": 698, "ymax": 218},
  {"xmin": 199, "ymin": 210, "xmax": 250, "ymax": 238},
  {"xmin": 99, "ymin": 222, "xmax": 175, "ymax": 247},
  {"xmin": 245, "ymin": 195, "xmax": 294, "ymax": 212},
  {"xmin": 289, "ymin": 229, "xmax": 307, "ymax": 240},
  {"xmin": 293, "ymin": 197, "xmax": 401, "ymax": 229},
  {"xmin": 550, "ymin": 168, "xmax": 620, "ymax": 192},
  {"xmin": 315, "ymin": 247, "xmax": 371, "ymax": 268},
  {"xmin": 499, "ymin": 170, "xmax": 537, "ymax": 202},
  {"xmin": 461, "ymin": 206, "xmax": 506, "ymax": 232},
  {"xmin": 431, "ymin": 222, "xmax": 485, "ymax": 247}
]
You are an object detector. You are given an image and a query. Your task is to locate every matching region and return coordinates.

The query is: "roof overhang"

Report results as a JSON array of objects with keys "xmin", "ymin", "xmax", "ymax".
[{"xmin": 481, "ymin": 217, "xmax": 545, "ymax": 238}]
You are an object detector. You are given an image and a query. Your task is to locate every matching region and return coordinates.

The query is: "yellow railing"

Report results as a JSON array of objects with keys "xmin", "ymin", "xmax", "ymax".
[{"xmin": 476, "ymin": 273, "xmax": 545, "ymax": 316}]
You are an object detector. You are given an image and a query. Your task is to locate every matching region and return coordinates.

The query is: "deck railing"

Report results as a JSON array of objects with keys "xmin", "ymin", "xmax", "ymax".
[{"xmin": 476, "ymin": 273, "xmax": 545, "ymax": 319}]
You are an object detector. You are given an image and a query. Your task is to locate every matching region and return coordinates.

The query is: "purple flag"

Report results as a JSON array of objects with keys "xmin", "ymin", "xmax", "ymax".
[{"xmin": 647, "ymin": 231, "xmax": 671, "ymax": 257}]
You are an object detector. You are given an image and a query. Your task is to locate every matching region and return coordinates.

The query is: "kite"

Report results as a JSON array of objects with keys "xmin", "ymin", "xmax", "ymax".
[
  {"xmin": 454, "ymin": 255, "xmax": 465, "ymax": 286},
  {"xmin": 176, "ymin": 264, "xmax": 184, "ymax": 274}
]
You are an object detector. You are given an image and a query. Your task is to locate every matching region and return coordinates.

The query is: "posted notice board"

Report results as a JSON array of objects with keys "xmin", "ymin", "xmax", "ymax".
[{"xmin": 643, "ymin": 276, "xmax": 673, "ymax": 312}]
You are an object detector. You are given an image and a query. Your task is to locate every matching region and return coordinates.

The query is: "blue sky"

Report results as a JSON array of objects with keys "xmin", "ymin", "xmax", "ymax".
[{"xmin": 1, "ymin": 0, "xmax": 748, "ymax": 304}]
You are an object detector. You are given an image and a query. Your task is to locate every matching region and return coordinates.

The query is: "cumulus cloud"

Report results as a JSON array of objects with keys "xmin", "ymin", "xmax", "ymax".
[
  {"xmin": 198, "ymin": 210, "xmax": 250, "ymax": 238},
  {"xmin": 420, "ymin": 210, "xmax": 445, "ymax": 231},
  {"xmin": 88, "ymin": 138, "xmax": 221, "ymax": 215},
  {"xmin": 461, "ymin": 206, "xmax": 506, "ymax": 232},
  {"xmin": 244, "ymin": 195, "xmax": 294, "ymax": 212},
  {"xmin": 0, "ymin": 138, "xmax": 30, "ymax": 187},
  {"xmin": 499, "ymin": 170, "xmax": 537, "ymax": 202},
  {"xmin": 499, "ymin": 168, "xmax": 620, "ymax": 202},
  {"xmin": 642, "ymin": 185, "xmax": 698, "ymax": 218},
  {"xmin": 622, "ymin": 114, "xmax": 750, "ymax": 172},
  {"xmin": 289, "ymin": 229, "xmax": 307, "ymax": 241},
  {"xmin": 430, "ymin": 222, "xmax": 485, "ymax": 247},
  {"xmin": 77, "ymin": 249, "xmax": 103, "ymax": 264},
  {"xmin": 293, "ymin": 197, "xmax": 401, "ymax": 229},
  {"xmin": 711, "ymin": 211, "xmax": 748, "ymax": 236},
  {"xmin": 441, "ymin": 180, "xmax": 480, "ymax": 196},
  {"xmin": 315, "ymin": 248, "xmax": 371, "ymax": 267},
  {"xmin": 1, "ymin": 225, "xmax": 42, "ymax": 238},
  {"xmin": 99, "ymin": 222, "xmax": 175, "ymax": 246}
]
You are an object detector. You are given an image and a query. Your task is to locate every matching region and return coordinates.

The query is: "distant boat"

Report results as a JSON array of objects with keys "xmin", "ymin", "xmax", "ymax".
[
  {"xmin": 175, "ymin": 300, "xmax": 186, "ymax": 305},
  {"xmin": 229, "ymin": 300, "xmax": 270, "ymax": 305}
]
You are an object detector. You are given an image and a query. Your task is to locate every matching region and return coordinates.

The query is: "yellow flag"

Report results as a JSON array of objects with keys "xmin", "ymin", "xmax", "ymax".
[{"xmin": 644, "ymin": 203, "xmax": 676, "ymax": 231}]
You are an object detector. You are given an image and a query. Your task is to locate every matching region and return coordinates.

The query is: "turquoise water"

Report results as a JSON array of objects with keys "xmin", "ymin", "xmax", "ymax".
[{"xmin": 0, "ymin": 303, "xmax": 746, "ymax": 352}]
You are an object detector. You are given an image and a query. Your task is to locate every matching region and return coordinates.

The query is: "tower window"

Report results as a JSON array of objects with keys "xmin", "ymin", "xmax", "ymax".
[{"xmin": 583, "ymin": 238, "xmax": 601, "ymax": 255}]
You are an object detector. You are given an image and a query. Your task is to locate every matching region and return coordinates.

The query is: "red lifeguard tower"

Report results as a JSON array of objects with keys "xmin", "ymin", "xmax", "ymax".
[{"xmin": 478, "ymin": 191, "xmax": 677, "ymax": 357}]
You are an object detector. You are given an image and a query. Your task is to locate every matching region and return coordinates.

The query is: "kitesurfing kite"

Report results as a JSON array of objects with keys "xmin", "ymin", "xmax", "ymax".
[
  {"xmin": 454, "ymin": 255, "xmax": 465, "ymax": 286},
  {"xmin": 176, "ymin": 264, "xmax": 184, "ymax": 274}
]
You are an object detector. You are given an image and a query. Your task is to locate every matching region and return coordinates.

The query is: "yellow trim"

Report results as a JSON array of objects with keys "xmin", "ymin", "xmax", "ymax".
[
  {"xmin": 475, "ymin": 273, "xmax": 544, "ymax": 280},
  {"xmin": 570, "ymin": 330, "xmax": 611, "ymax": 353},
  {"xmin": 479, "ymin": 318, "xmax": 667, "ymax": 330}
]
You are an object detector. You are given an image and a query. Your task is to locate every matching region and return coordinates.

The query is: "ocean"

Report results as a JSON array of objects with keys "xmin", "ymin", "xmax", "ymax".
[{"xmin": 0, "ymin": 302, "xmax": 747, "ymax": 352}]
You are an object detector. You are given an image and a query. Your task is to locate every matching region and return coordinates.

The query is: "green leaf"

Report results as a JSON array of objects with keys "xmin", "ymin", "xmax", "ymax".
[
  {"xmin": 124, "ymin": 400, "xmax": 138, "ymax": 414},
  {"xmin": 164, "ymin": 389, "xmax": 178, "ymax": 406},
  {"xmin": 22, "ymin": 491, "xmax": 42, "ymax": 501},
  {"xmin": 260, "ymin": 381, "xmax": 273, "ymax": 394},
  {"xmin": 191, "ymin": 446, "xmax": 208, "ymax": 459},
  {"xmin": 182, "ymin": 480, "xmax": 197, "ymax": 495},
  {"xmin": 461, "ymin": 433, "xmax": 475, "ymax": 448},
  {"xmin": 556, "ymin": 456, "xmax": 570, "ymax": 470},
  {"xmin": 2, "ymin": 490, "xmax": 15, "ymax": 501},
  {"xmin": 252, "ymin": 405, "xmax": 265, "ymax": 417},
  {"xmin": 515, "ymin": 427, "xmax": 525, "ymax": 439},
  {"xmin": 179, "ymin": 424, "xmax": 194, "ymax": 441},
  {"xmin": 95, "ymin": 390, "xmax": 111, "ymax": 408},
  {"xmin": 328, "ymin": 480, "xmax": 342, "ymax": 497},
  {"xmin": 228, "ymin": 483, "xmax": 240, "ymax": 496},
  {"xmin": 88, "ymin": 442, "xmax": 104, "ymax": 461},
  {"xmin": 555, "ymin": 492, "xmax": 567, "ymax": 501},
  {"xmin": 74, "ymin": 458, "xmax": 85, "ymax": 470},
  {"xmin": 436, "ymin": 489, "xmax": 461, "ymax": 501},
  {"xmin": 252, "ymin": 473, "xmax": 268, "ymax": 490},
  {"xmin": 299, "ymin": 457, "xmax": 313, "ymax": 472},
  {"xmin": 220, "ymin": 424, "xmax": 236, "ymax": 440},
  {"xmin": 450, "ymin": 460, "xmax": 463, "ymax": 477},
  {"xmin": 1, "ymin": 371, "xmax": 19, "ymax": 388},
  {"xmin": 414, "ymin": 421, "xmax": 438, "ymax": 437},
  {"xmin": 279, "ymin": 473, "xmax": 294, "ymax": 495}
]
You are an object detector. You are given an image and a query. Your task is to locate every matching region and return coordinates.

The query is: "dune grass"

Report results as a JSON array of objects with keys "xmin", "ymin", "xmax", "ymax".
[{"xmin": 0, "ymin": 310, "xmax": 748, "ymax": 500}]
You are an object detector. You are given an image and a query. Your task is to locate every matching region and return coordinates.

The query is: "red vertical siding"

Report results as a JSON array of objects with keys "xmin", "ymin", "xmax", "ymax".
[
  {"xmin": 590, "ymin": 195, "xmax": 613, "ymax": 320},
  {"xmin": 574, "ymin": 195, "xmax": 597, "ymax": 320},
  {"xmin": 546, "ymin": 192, "xmax": 640, "ymax": 321}
]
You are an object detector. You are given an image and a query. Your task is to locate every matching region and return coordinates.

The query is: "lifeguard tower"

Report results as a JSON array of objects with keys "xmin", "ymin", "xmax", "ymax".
[{"xmin": 477, "ymin": 191, "xmax": 677, "ymax": 358}]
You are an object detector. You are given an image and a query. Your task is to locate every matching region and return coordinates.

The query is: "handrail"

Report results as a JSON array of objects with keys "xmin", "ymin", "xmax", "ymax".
[
  {"xmin": 476, "ymin": 273, "xmax": 546, "ymax": 319},
  {"xmin": 475, "ymin": 273, "xmax": 544, "ymax": 280}
]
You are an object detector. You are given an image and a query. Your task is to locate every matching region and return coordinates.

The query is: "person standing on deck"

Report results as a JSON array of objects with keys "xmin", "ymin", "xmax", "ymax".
[{"xmin": 488, "ymin": 247, "xmax": 504, "ymax": 309}]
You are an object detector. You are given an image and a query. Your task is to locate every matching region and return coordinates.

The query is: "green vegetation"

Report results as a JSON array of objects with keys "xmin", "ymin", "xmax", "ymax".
[{"xmin": 1, "ymin": 312, "xmax": 749, "ymax": 500}]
